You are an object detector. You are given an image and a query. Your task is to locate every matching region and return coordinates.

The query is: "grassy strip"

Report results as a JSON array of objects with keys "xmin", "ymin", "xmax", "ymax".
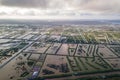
[
  {"xmin": 92, "ymin": 45, "xmax": 96, "ymax": 61},
  {"xmin": 86, "ymin": 45, "xmax": 90, "ymax": 57},
  {"xmin": 71, "ymin": 69, "xmax": 120, "ymax": 77},
  {"xmin": 89, "ymin": 45, "xmax": 93, "ymax": 55},
  {"xmin": 85, "ymin": 62, "xmax": 100, "ymax": 70},
  {"xmin": 54, "ymin": 43, "xmax": 62, "ymax": 55},
  {"xmin": 74, "ymin": 57, "xmax": 82, "ymax": 71},
  {"xmin": 77, "ymin": 57, "xmax": 88, "ymax": 70},
  {"xmin": 66, "ymin": 56, "xmax": 74, "ymax": 72},
  {"xmin": 73, "ymin": 44, "xmax": 78, "ymax": 56},
  {"xmin": 106, "ymin": 45, "xmax": 119, "ymax": 57},
  {"xmin": 96, "ymin": 50, "xmax": 113, "ymax": 69},
  {"xmin": 42, "ymin": 73, "xmax": 72, "ymax": 79},
  {"xmin": 95, "ymin": 62, "xmax": 109, "ymax": 69}
]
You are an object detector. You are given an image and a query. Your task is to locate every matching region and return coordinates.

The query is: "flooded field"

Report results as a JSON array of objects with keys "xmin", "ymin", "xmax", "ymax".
[{"xmin": 0, "ymin": 26, "xmax": 120, "ymax": 80}]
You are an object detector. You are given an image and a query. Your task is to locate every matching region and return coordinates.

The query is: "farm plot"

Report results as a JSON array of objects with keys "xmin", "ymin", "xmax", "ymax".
[
  {"xmin": 0, "ymin": 42, "xmax": 28, "ymax": 64},
  {"xmin": 23, "ymin": 34, "xmax": 34, "ymax": 40},
  {"xmin": 29, "ymin": 34, "xmax": 40, "ymax": 40},
  {"xmin": 75, "ymin": 44, "xmax": 98, "ymax": 57},
  {"xmin": 86, "ymin": 45, "xmax": 98, "ymax": 57},
  {"xmin": 0, "ymin": 52, "xmax": 36, "ymax": 80},
  {"xmin": 0, "ymin": 42, "xmax": 19, "ymax": 49},
  {"xmin": 107, "ymin": 45, "xmax": 120, "ymax": 57},
  {"xmin": 0, "ymin": 56, "xmax": 11, "ymax": 64},
  {"xmin": 98, "ymin": 45, "xmax": 118, "ymax": 58},
  {"xmin": 28, "ymin": 54, "xmax": 41, "ymax": 61},
  {"xmin": 68, "ymin": 44, "xmax": 77, "ymax": 56},
  {"xmin": 25, "ymin": 43, "xmax": 51, "ymax": 53},
  {"xmin": 75, "ymin": 44, "xmax": 90, "ymax": 57},
  {"xmin": 0, "ymin": 39, "xmax": 11, "ymax": 43},
  {"xmin": 57, "ymin": 44, "xmax": 69, "ymax": 55},
  {"xmin": 74, "ymin": 35, "xmax": 85, "ymax": 43},
  {"xmin": 106, "ymin": 32, "xmax": 114, "ymax": 44},
  {"xmin": 112, "ymin": 32, "xmax": 120, "ymax": 39},
  {"xmin": 67, "ymin": 56, "xmax": 111, "ymax": 73},
  {"xmin": 66, "ymin": 35, "xmax": 76, "ymax": 43},
  {"xmin": 46, "ymin": 43, "xmax": 61, "ymax": 54},
  {"xmin": 78, "ymin": 57, "xmax": 111, "ymax": 72},
  {"xmin": 105, "ymin": 58, "xmax": 120, "ymax": 70},
  {"xmin": 39, "ymin": 55, "xmax": 70, "ymax": 77},
  {"xmin": 94, "ymin": 31, "xmax": 108, "ymax": 43},
  {"xmin": 17, "ymin": 33, "xmax": 29, "ymax": 39},
  {"xmin": 87, "ymin": 32, "xmax": 98, "ymax": 43},
  {"xmin": 84, "ymin": 32, "xmax": 91, "ymax": 43},
  {"xmin": 10, "ymin": 34, "xmax": 21, "ymax": 38},
  {"xmin": 67, "ymin": 56, "xmax": 80, "ymax": 72}
]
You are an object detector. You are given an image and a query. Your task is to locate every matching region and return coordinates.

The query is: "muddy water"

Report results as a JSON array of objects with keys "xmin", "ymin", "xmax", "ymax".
[{"xmin": 0, "ymin": 53, "xmax": 30, "ymax": 80}]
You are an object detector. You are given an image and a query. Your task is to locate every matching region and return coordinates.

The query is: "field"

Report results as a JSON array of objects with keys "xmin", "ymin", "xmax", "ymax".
[{"xmin": 0, "ymin": 26, "xmax": 120, "ymax": 80}]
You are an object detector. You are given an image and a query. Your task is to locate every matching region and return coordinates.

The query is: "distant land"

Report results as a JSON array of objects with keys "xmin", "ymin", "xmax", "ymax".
[{"xmin": 0, "ymin": 19, "xmax": 120, "ymax": 25}]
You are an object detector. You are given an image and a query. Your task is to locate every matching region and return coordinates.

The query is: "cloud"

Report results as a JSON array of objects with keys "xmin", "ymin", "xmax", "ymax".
[
  {"xmin": 0, "ymin": 0, "xmax": 120, "ymax": 19},
  {"xmin": 0, "ymin": 12, "xmax": 7, "ymax": 15},
  {"xmin": 0, "ymin": 0, "xmax": 49, "ymax": 8},
  {"xmin": 80, "ymin": 0, "xmax": 120, "ymax": 13},
  {"xmin": 0, "ymin": 0, "xmax": 120, "ymax": 13}
]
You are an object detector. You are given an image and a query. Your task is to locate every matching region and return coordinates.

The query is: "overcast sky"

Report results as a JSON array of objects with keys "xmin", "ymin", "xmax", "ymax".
[{"xmin": 0, "ymin": 0, "xmax": 120, "ymax": 19}]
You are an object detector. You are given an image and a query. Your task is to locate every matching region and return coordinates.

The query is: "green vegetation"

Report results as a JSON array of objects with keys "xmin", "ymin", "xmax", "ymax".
[{"xmin": 20, "ymin": 72, "xmax": 29, "ymax": 77}]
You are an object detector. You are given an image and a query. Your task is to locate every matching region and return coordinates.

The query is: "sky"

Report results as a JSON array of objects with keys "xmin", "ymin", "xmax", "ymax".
[{"xmin": 0, "ymin": 0, "xmax": 120, "ymax": 20}]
